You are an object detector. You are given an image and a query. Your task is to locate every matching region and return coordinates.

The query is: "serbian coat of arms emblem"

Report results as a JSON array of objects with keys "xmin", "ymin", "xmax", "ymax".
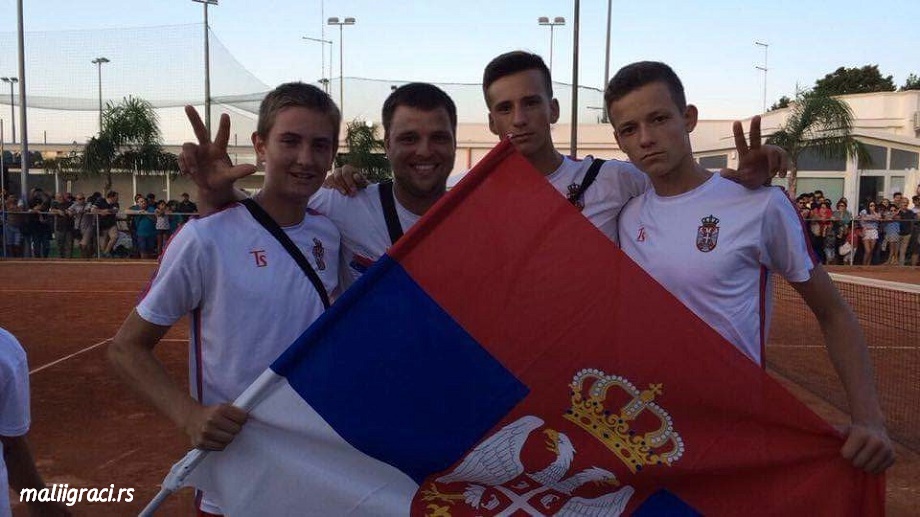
[
  {"xmin": 695, "ymin": 215, "xmax": 720, "ymax": 252},
  {"xmin": 415, "ymin": 369, "xmax": 684, "ymax": 516}
]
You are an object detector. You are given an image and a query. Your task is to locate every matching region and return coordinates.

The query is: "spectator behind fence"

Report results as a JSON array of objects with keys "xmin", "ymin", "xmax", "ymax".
[
  {"xmin": 49, "ymin": 192, "xmax": 74, "ymax": 259},
  {"xmin": 154, "ymin": 200, "xmax": 172, "ymax": 255},
  {"xmin": 69, "ymin": 193, "xmax": 96, "ymax": 259},
  {"xmin": 176, "ymin": 193, "xmax": 197, "ymax": 224},
  {"xmin": 896, "ymin": 198, "xmax": 915, "ymax": 266},
  {"xmin": 3, "ymin": 195, "xmax": 24, "ymax": 257},
  {"xmin": 882, "ymin": 204, "xmax": 901, "ymax": 265},
  {"xmin": 859, "ymin": 202, "xmax": 881, "ymax": 266},
  {"xmin": 126, "ymin": 197, "xmax": 157, "ymax": 259},
  {"xmin": 909, "ymin": 196, "xmax": 920, "ymax": 266},
  {"xmin": 834, "ymin": 200, "xmax": 854, "ymax": 264},
  {"xmin": 92, "ymin": 191, "xmax": 120, "ymax": 258}
]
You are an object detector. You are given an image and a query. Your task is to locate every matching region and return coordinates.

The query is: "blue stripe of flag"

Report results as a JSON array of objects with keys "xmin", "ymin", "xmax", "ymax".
[{"xmin": 271, "ymin": 255, "xmax": 529, "ymax": 484}]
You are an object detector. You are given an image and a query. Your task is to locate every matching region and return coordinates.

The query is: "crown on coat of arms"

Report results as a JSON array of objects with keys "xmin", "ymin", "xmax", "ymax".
[
  {"xmin": 700, "ymin": 214, "xmax": 720, "ymax": 226},
  {"xmin": 564, "ymin": 369, "xmax": 684, "ymax": 474}
]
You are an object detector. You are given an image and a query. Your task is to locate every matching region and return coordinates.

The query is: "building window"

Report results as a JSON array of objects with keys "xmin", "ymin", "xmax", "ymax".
[
  {"xmin": 797, "ymin": 147, "xmax": 847, "ymax": 171},
  {"xmin": 698, "ymin": 154, "xmax": 727, "ymax": 170},
  {"xmin": 890, "ymin": 148, "xmax": 919, "ymax": 170},
  {"xmin": 861, "ymin": 144, "xmax": 888, "ymax": 170}
]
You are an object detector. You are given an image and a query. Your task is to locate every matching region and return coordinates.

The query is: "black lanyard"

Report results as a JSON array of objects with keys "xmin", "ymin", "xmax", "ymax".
[
  {"xmin": 377, "ymin": 181, "xmax": 404, "ymax": 245},
  {"xmin": 241, "ymin": 198, "xmax": 330, "ymax": 309}
]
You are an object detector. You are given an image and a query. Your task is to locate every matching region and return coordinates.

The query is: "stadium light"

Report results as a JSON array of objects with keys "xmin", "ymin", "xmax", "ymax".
[
  {"xmin": 192, "ymin": 0, "xmax": 219, "ymax": 136},
  {"xmin": 90, "ymin": 58, "xmax": 109, "ymax": 134},
  {"xmin": 570, "ymin": 0, "xmax": 580, "ymax": 158},
  {"xmin": 327, "ymin": 16, "xmax": 356, "ymax": 119},
  {"xmin": 537, "ymin": 16, "xmax": 565, "ymax": 73},
  {"xmin": 0, "ymin": 77, "xmax": 17, "ymax": 144}
]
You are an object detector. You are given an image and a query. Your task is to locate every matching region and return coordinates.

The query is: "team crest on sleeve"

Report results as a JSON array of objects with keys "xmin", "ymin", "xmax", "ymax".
[
  {"xmin": 312, "ymin": 238, "xmax": 326, "ymax": 270},
  {"xmin": 416, "ymin": 369, "xmax": 684, "ymax": 516},
  {"xmin": 696, "ymin": 215, "xmax": 720, "ymax": 252}
]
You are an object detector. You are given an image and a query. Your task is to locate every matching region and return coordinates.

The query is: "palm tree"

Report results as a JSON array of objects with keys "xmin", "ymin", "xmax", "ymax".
[
  {"xmin": 766, "ymin": 91, "xmax": 871, "ymax": 196},
  {"xmin": 336, "ymin": 119, "xmax": 391, "ymax": 183},
  {"xmin": 81, "ymin": 96, "xmax": 178, "ymax": 192}
]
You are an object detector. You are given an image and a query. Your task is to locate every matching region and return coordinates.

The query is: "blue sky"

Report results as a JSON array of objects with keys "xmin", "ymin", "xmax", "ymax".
[{"xmin": 1, "ymin": 0, "xmax": 918, "ymax": 119}]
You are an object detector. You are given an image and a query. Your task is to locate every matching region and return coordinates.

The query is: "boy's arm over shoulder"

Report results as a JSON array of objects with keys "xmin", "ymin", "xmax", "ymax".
[{"xmin": 788, "ymin": 266, "xmax": 894, "ymax": 474}]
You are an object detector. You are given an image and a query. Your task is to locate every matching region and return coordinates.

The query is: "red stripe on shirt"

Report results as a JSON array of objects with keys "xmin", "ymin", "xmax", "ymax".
[{"xmin": 192, "ymin": 307, "xmax": 204, "ymax": 402}]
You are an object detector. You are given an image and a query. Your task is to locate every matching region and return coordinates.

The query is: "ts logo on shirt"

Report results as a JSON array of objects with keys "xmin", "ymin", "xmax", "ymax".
[
  {"xmin": 637, "ymin": 226, "xmax": 647, "ymax": 242},
  {"xmin": 250, "ymin": 249, "xmax": 268, "ymax": 267}
]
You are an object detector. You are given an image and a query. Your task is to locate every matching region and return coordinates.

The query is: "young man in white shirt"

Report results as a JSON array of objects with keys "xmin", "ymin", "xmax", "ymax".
[
  {"xmin": 108, "ymin": 83, "xmax": 342, "ymax": 516},
  {"xmin": 607, "ymin": 60, "xmax": 894, "ymax": 475}
]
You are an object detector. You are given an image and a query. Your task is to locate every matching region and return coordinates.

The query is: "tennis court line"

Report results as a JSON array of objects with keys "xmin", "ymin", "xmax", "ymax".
[
  {"xmin": 30, "ymin": 338, "xmax": 113, "ymax": 375},
  {"xmin": 28, "ymin": 338, "xmax": 188, "ymax": 375}
]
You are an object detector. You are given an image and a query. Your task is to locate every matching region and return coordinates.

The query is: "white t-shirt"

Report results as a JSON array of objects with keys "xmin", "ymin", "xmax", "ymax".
[
  {"xmin": 617, "ymin": 173, "xmax": 815, "ymax": 364},
  {"xmin": 546, "ymin": 156, "xmax": 650, "ymax": 242},
  {"xmin": 136, "ymin": 203, "xmax": 340, "ymax": 514},
  {"xmin": 309, "ymin": 184, "xmax": 420, "ymax": 291},
  {"xmin": 0, "ymin": 328, "xmax": 30, "ymax": 517}
]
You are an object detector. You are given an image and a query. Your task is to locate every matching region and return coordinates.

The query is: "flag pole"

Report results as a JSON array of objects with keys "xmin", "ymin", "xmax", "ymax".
[{"xmin": 139, "ymin": 370, "xmax": 283, "ymax": 516}]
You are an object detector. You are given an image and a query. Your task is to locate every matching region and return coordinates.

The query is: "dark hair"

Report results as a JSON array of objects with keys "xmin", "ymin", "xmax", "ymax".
[
  {"xmin": 605, "ymin": 61, "xmax": 687, "ymax": 112},
  {"xmin": 106, "ymin": 190, "xmax": 118, "ymax": 198},
  {"xmin": 482, "ymin": 51, "xmax": 553, "ymax": 108},
  {"xmin": 381, "ymin": 83, "xmax": 458, "ymax": 140},
  {"xmin": 257, "ymin": 82, "xmax": 341, "ymax": 141}
]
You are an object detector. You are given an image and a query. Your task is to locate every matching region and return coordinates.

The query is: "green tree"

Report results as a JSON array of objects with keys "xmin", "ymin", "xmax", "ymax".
[
  {"xmin": 335, "ymin": 119, "xmax": 391, "ymax": 183},
  {"xmin": 813, "ymin": 65, "xmax": 895, "ymax": 96},
  {"xmin": 81, "ymin": 96, "xmax": 178, "ymax": 192},
  {"xmin": 766, "ymin": 91, "xmax": 871, "ymax": 196},
  {"xmin": 900, "ymin": 73, "xmax": 920, "ymax": 91},
  {"xmin": 769, "ymin": 95, "xmax": 791, "ymax": 111}
]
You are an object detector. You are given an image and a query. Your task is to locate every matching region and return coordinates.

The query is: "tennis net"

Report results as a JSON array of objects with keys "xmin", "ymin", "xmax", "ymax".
[{"xmin": 767, "ymin": 272, "xmax": 920, "ymax": 451}]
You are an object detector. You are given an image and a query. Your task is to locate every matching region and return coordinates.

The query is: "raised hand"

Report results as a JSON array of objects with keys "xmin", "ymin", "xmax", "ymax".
[
  {"xmin": 724, "ymin": 115, "xmax": 790, "ymax": 189},
  {"xmin": 178, "ymin": 106, "xmax": 257, "ymax": 210}
]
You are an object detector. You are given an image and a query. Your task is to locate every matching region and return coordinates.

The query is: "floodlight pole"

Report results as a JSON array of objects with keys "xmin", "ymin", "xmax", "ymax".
[
  {"xmin": 602, "ymin": 0, "xmax": 612, "ymax": 123},
  {"xmin": 569, "ymin": 0, "xmax": 580, "ymax": 158},
  {"xmin": 193, "ymin": 0, "xmax": 218, "ymax": 137},
  {"xmin": 16, "ymin": 0, "xmax": 28, "ymax": 201},
  {"xmin": 327, "ymin": 17, "xmax": 356, "ymax": 118},
  {"xmin": 537, "ymin": 16, "xmax": 565, "ymax": 74},
  {"xmin": 755, "ymin": 41, "xmax": 768, "ymax": 113},
  {"xmin": 91, "ymin": 58, "xmax": 109, "ymax": 133}
]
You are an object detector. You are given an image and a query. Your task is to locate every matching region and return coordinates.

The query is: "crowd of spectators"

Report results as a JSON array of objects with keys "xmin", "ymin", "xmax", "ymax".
[
  {"xmin": 797, "ymin": 188, "xmax": 920, "ymax": 266},
  {"xmin": 1, "ymin": 188, "xmax": 198, "ymax": 259}
]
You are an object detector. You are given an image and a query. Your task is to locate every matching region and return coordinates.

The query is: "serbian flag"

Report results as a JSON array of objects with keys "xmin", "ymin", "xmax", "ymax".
[{"xmin": 161, "ymin": 139, "xmax": 882, "ymax": 516}]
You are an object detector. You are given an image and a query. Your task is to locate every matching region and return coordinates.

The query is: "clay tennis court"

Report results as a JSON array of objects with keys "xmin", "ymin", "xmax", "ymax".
[{"xmin": 2, "ymin": 261, "xmax": 918, "ymax": 515}]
